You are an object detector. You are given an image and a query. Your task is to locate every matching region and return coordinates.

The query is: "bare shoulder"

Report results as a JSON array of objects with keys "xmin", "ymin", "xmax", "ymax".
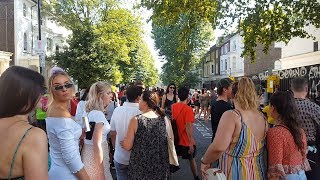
[
  {"xmin": 255, "ymin": 110, "xmax": 267, "ymax": 122},
  {"xmin": 220, "ymin": 110, "xmax": 240, "ymax": 123},
  {"xmin": 223, "ymin": 110, "xmax": 240, "ymax": 119},
  {"xmin": 25, "ymin": 127, "xmax": 47, "ymax": 143},
  {"xmin": 130, "ymin": 116, "xmax": 138, "ymax": 123},
  {"xmin": 21, "ymin": 126, "xmax": 47, "ymax": 154}
]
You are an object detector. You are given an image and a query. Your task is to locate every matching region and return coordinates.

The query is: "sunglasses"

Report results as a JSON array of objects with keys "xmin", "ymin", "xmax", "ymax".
[
  {"xmin": 53, "ymin": 83, "xmax": 73, "ymax": 91},
  {"xmin": 169, "ymin": 86, "xmax": 175, "ymax": 89}
]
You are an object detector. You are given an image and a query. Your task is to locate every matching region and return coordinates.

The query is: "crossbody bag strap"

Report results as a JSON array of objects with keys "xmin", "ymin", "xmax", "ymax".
[{"xmin": 173, "ymin": 106, "xmax": 185, "ymax": 143}]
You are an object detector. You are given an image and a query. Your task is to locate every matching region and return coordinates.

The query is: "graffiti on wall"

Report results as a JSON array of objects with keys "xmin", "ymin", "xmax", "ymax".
[
  {"xmin": 251, "ymin": 64, "xmax": 320, "ymax": 81},
  {"xmin": 274, "ymin": 65, "xmax": 320, "ymax": 80}
]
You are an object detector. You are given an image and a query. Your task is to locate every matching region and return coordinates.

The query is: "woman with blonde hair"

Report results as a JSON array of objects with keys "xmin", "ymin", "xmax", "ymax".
[
  {"xmin": 81, "ymin": 81, "xmax": 113, "ymax": 180},
  {"xmin": 201, "ymin": 77, "xmax": 268, "ymax": 180},
  {"xmin": 0, "ymin": 66, "xmax": 48, "ymax": 179},
  {"xmin": 46, "ymin": 67, "xmax": 89, "ymax": 180}
]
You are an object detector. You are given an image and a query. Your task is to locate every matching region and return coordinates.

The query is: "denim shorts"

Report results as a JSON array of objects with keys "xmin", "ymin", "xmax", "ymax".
[{"xmin": 280, "ymin": 171, "xmax": 307, "ymax": 180}]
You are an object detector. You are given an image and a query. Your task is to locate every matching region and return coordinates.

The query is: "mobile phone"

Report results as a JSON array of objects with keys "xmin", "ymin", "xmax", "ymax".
[{"xmin": 85, "ymin": 122, "xmax": 96, "ymax": 140}]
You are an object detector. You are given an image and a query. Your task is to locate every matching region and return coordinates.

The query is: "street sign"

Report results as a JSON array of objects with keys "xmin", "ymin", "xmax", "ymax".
[
  {"xmin": 35, "ymin": 40, "xmax": 45, "ymax": 55},
  {"xmin": 39, "ymin": 54, "xmax": 45, "ymax": 67}
]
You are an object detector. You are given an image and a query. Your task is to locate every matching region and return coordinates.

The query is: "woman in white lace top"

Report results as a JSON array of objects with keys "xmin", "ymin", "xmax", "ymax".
[{"xmin": 46, "ymin": 67, "xmax": 89, "ymax": 180}]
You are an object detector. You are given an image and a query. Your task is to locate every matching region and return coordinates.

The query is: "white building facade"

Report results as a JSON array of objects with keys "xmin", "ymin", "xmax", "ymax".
[
  {"xmin": 274, "ymin": 25, "xmax": 320, "ymax": 70},
  {"xmin": 13, "ymin": 0, "xmax": 70, "ymax": 72},
  {"xmin": 220, "ymin": 33, "xmax": 244, "ymax": 78},
  {"xmin": 201, "ymin": 33, "xmax": 244, "ymax": 89}
]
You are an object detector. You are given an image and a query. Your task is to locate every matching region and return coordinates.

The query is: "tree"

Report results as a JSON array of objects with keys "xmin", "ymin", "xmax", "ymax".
[
  {"xmin": 152, "ymin": 16, "xmax": 214, "ymax": 87},
  {"xmin": 141, "ymin": 0, "xmax": 320, "ymax": 61},
  {"xmin": 44, "ymin": 0, "xmax": 159, "ymax": 87},
  {"xmin": 53, "ymin": 25, "xmax": 122, "ymax": 88},
  {"xmin": 120, "ymin": 40, "xmax": 159, "ymax": 86}
]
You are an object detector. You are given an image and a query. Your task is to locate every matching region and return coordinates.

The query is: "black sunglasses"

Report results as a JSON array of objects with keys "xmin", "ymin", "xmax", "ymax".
[
  {"xmin": 169, "ymin": 86, "xmax": 175, "ymax": 89},
  {"xmin": 53, "ymin": 83, "xmax": 73, "ymax": 91}
]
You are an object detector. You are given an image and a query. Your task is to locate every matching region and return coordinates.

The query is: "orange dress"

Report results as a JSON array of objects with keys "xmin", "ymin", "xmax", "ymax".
[{"xmin": 267, "ymin": 125, "xmax": 311, "ymax": 178}]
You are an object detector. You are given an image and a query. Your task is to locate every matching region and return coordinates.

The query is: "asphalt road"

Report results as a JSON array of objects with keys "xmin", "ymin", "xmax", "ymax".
[{"xmin": 170, "ymin": 118, "xmax": 212, "ymax": 180}]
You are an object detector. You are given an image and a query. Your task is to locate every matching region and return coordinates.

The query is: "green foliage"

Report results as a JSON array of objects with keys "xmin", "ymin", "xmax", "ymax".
[
  {"xmin": 141, "ymin": 0, "xmax": 320, "ymax": 62},
  {"xmin": 221, "ymin": 0, "xmax": 320, "ymax": 62},
  {"xmin": 152, "ymin": 16, "xmax": 214, "ymax": 87},
  {"xmin": 44, "ymin": 1, "xmax": 159, "ymax": 87},
  {"xmin": 121, "ymin": 41, "xmax": 159, "ymax": 87},
  {"xmin": 140, "ymin": 0, "xmax": 218, "ymax": 27},
  {"xmin": 53, "ymin": 25, "xmax": 122, "ymax": 88}
]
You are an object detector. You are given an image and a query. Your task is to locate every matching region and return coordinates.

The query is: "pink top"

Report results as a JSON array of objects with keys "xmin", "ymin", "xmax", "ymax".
[{"xmin": 267, "ymin": 125, "xmax": 311, "ymax": 178}]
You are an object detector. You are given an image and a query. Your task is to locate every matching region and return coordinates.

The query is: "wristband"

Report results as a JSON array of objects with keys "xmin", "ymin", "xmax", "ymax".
[{"xmin": 201, "ymin": 157, "xmax": 209, "ymax": 165}]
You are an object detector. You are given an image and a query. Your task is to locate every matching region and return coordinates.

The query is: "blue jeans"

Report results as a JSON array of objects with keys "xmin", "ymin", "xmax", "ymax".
[
  {"xmin": 281, "ymin": 171, "xmax": 307, "ymax": 180},
  {"xmin": 114, "ymin": 160, "xmax": 128, "ymax": 180}
]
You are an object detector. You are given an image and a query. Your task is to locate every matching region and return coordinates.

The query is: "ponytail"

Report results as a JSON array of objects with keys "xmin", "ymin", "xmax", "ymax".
[{"xmin": 155, "ymin": 106, "xmax": 165, "ymax": 117}]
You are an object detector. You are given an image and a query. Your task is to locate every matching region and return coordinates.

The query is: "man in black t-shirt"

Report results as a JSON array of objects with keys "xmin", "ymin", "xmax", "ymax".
[{"xmin": 211, "ymin": 78, "xmax": 233, "ymax": 142}]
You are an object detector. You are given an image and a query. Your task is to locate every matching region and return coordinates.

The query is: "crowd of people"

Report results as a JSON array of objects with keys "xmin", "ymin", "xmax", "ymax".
[{"xmin": 0, "ymin": 65, "xmax": 320, "ymax": 180}]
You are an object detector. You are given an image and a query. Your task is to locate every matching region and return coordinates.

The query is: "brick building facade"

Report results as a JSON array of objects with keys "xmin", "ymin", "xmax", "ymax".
[
  {"xmin": 244, "ymin": 43, "xmax": 281, "ymax": 78},
  {"xmin": 0, "ymin": 0, "xmax": 15, "ymax": 65}
]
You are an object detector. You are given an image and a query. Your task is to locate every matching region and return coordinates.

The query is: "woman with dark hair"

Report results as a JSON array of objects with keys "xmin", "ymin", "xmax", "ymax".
[
  {"xmin": 161, "ymin": 83, "xmax": 179, "ymax": 118},
  {"xmin": 121, "ymin": 91, "xmax": 169, "ymax": 179},
  {"xmin": 0, "ymin": 66, "xmax": 48, "ymax": 179},
  {"xmin": 267, "ymin": 91, "xmax": 310, "ymax": 179}
]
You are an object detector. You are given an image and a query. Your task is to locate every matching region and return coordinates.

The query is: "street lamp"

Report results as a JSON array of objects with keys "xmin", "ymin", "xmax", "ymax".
[{"xmin": 37, "ymin": 0, "xmax": 44, "ymax": 75}]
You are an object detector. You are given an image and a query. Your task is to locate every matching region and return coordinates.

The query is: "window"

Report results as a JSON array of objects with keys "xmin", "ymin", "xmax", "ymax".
[
  {"xmin": 225, "ymin": 43, "xmax": 229, "ymax": 53},
  {"xmin": 216, "ymin": 62, "xmax": 219, "ymax": 74},
  {"xmin": 23, "ymin": 33, "xmax": 27, "ymax": 51},
  {"xmin": 47, "ymin": 38, "xmax": 53, "ymax": 51},
  {"xmin": 225, "ymin": 60, "xmax": 228, "ymax": 71},
  {"xmin": 212, "ymin": 65, "xmax": 214, "ymax": 74},
  {"xmin": 206, "ymin": 55, "xmax": 210, "ymax": 62},
  {"xmin": 216, "ymin": 50, "xmax": 219, "ymax": 58},
  {"xmin": 314, "ymin": 42, "xmax": 318, "ymax": 52},
  {"xmin": 211, "ymin": 51, "xmax": 215, "ymax": 62},
  {"xmin": 56, "ymin": 45, "xmax": 60, "ymax": 52},
  {"xmin": 233, "ymin": 40, "xmax": 236, "ymax": 51},
  {"xmin": 232, "ymin": 57, "xmax": 236, "ymax": 69},
  {"xmin": 221, "ymin": 47, "xmax": 224, "ymax": 55},
  {"xmin": 23, "ymin": 3, "xmax": 27, "ymax": 17}
]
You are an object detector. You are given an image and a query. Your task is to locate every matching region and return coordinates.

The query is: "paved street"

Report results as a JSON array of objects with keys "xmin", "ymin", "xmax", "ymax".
[{"xmin": 170, "ymin": 118, "xmax": 212, "ymax": 180}]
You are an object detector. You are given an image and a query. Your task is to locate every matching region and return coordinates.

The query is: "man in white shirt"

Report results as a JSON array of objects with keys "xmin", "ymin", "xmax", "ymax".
[{"xmin": 110, "ymin": 85, "xmax": 142, "ymax": 180}]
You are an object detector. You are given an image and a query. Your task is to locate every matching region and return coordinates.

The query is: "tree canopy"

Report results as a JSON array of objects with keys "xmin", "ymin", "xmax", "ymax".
[
  {"xmin": 44, "ymin": 0, "xmax": 159, "ymax": 88},
  {"xmin": 141, "ymin": 0, "xmax": 320, "ymax": 61},
  {"xmin": 153, "ymin": 15, "xmax": 214, "ymax": 87}
]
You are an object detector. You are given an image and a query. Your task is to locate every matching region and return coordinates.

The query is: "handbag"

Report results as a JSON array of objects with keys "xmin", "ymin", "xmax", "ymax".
[
  {"xmin": 165, "ymin": 116, "xmax": 180, "ymax": 173},
  {"xmin": 206, "ymin": 168, "xmax": 227, "ymax": 180}
]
